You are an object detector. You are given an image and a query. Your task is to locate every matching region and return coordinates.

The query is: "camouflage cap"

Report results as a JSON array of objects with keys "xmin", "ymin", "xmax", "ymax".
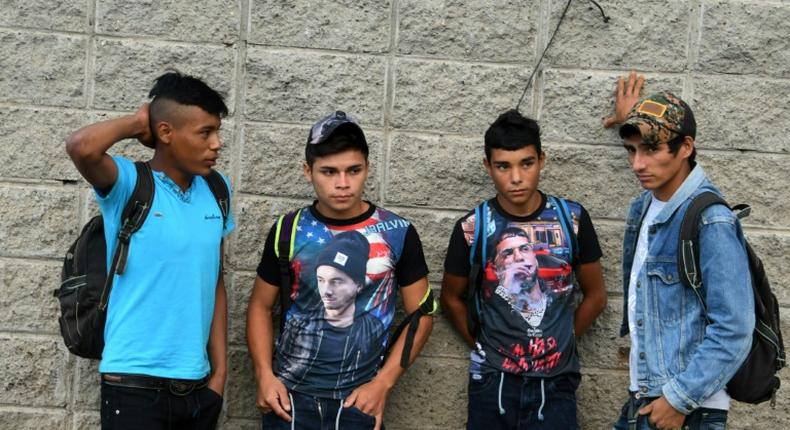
[{"xmin": 619, "ymin": 91, "xmax": 696, "ymax": 146}]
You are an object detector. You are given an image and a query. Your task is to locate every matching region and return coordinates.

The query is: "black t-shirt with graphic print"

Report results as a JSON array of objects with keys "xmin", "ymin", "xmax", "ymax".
[
  {"xmin": 444, "ymin": 192, "xmax": 602, "ymax": 378},
  {"xmin": 257, "ymin": 202, "xmax": 429, "ymax": 399}
]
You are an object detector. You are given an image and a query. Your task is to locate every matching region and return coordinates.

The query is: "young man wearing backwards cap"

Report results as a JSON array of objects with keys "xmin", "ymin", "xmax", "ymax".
[
  {"xmin": 247, "ymin": 111, "xmax": 435, "ymax": 430},
  {"xmin": 604, "ymin": 72, "xmax": 754, "ymax": 430},
  {"xmin": 441, "ymin": 109, "xmax": 607, "ymax": 429},
  {"xmin": 65, "ymin": 72, "xmax": 235, "ymax": 429}
]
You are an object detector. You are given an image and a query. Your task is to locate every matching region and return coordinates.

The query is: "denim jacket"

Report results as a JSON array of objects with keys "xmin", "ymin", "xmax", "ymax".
[{"xmin": 619, "ymin": 165, "xmax": 755, "ymax": 414}]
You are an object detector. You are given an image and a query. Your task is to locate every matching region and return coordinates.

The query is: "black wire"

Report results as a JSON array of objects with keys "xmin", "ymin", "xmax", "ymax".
[
  {"xmin": 515, "ymin": 0, "xmax": 610, "ymax": 111},
  {"xmin": 588, "ymin": 0, "xmax": 611, "ymax": 23}
]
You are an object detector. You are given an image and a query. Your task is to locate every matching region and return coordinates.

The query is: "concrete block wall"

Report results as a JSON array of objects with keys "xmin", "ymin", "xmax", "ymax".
[{"xmin": 0, "ymin": 0, "xmax": 788, "ymax": 428}]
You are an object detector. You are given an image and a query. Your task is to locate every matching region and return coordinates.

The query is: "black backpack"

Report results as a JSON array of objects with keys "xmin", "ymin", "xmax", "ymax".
[
  {"xmin": 273, "ymin": 208, "xmax": 436, "ymax": 369},
  {"xmin": 678, "ymin": 192, "xmax": 786, "ymax": 405},
  {"xmin": 54, "ymin": 162, "xmax": 230, "ymax": 359},
  {"xmin": 466, "ymin": 196, "xmax": 578, "ymax": 338}
]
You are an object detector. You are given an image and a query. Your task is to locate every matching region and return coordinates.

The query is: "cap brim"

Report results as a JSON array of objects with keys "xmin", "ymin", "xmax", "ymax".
[{"xmin": 618, "ymin": 122, "xmax": 642, "ymax": 139}]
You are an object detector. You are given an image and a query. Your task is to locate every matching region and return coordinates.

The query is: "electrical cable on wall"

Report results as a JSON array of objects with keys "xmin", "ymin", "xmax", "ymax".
[{"xmin": 515, "ymin": 0, "xmax": 611, "ymax": 111}]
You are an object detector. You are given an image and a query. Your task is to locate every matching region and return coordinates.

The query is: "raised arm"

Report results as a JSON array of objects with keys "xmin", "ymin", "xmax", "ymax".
[{"xmin": 65, "ymin": 104, "xmax": 152, "ymax": 192}]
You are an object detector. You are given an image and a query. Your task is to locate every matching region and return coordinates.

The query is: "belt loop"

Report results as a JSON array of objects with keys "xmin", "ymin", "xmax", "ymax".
[{"xmin": 628, "ymin": 393, "xmax": 640, "ymax": 430}]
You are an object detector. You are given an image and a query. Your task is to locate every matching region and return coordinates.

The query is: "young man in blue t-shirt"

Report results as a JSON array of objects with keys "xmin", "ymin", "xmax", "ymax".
[
  {"xmin": 247, "ymin": 111, "xmax": 434, "ymax": 430},
  {"xmin": 441, "ymin": 110, "xmax": 607, "ymax": 429},
  {"xmin": 65, "ymin": 72, "xmax": 235, "ymax": 430}
]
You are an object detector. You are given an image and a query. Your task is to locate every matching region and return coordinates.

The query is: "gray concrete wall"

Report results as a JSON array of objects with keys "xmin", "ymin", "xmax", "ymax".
[{"xmin": 1, "ymin": 1, "xmax": 788, "ymax": 428}]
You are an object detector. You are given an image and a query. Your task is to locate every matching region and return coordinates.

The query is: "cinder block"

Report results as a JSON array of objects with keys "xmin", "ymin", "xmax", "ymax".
[
  {"xmin": 72, "ymin": 412, "xmax": 101, "ymax": 430},
  {"xmin": 228, "ymin": 271, "xmax": 256, "ymax": 346},
  {"xmin": 577, "ymin": 369, "xmax": 630, "ymax": 429},
  {"xmin": 0, "ymin": 0, "xmax": 86, "ymax": 32},
  {"xmin": 239, "ymin": 123, "xmax": 381, "ymax": 199},
  {"xmin": 0, "ymin": 409, "xmax": 68, "ymax": 430},
  {"xmin": 0, "ymin": 259, "xmax": 61, "ymax": 333},
  {"xmin": 73, "ymin": 357, "xmax": 100, "ymax": 409},
  {"xmin": 398, "ymin": 0, "xmax": 537, "ymax": 61},
  {"xmin": 697, "ymin": 0, "xmax": 790, "ymax": 79},
  {"xmin": 225, "ymin": 347, "xmax": 257, "ymax": 418},
  {"xmin": 219, "ymin": 418, "xmax": 260, "ymax": 430},
  {"xmin": 0, "ymin": 185, "xmax": 80, "ymax": 258},
  {"xmin": 386, "ymin": 357, "xmax": 468, "ymax": 429},
  {"xmin": 385, "ymin": 132, "xmax": 493, "ymax": 209},
  {"xmin": 392, "ymin": 207, "xmax": 465, "ymax": 277},
  {"xmin": 231, "ymin": 195, "xmax": 311, "ymax": 271},
  {"xmin": 0, "ymin": 335, "xmax": 70, "ymax": 407},
  {"xmin": 249, "ymin": 0, "xmax": 390, "ymax": 52},
  {"xmin": 419, "ymin": 309, "xmax": 470, "ymax": 360},
  {"xmin": 577, "ymin": 298, "xmax": 629, "ymax": 372},
  {"xmin": 747, "ymin": 231, "xmax": 790, "ymax": 306},
  {"xmin": 690, "ymin": 75, "xmax": 790, "ymax": 153},
  {"xmin": 540, "ymin": 143, "xmax": 640, "ymax": 221},
  {"xmin": 540, "ymin": 69, "xmax": 684, "ymax": 145},
  {"xmin": 700, "ymin": 151, "xmax": 790, "ymax": 229},
  {"xmin": 244, "ymin": 48, "xmax": 385, "ymax": 124},
  {"xmin": 594, "ymin": 220, "xmax": 626, "ymax": 296},
  {"xmin": 545, "ymin": 0, "xmax": 689, "ymax": 72},
  {"xmin": 0, "ymin": 30, "xmax": 86, "ymax": 107},
  {"xmin": 93, "ymin": 38, "xmax": 235, "ymax": 111},
  {"xmin": 392, "ymin": 59, "xmax": 530, "ymax": 134},
  {"xmin": 0, "ymin": 107, "xmax": 91, "ymax": 182},
  {"xmin": 96, "ymin": 0, "xmax": 239, "ymax": 44}
]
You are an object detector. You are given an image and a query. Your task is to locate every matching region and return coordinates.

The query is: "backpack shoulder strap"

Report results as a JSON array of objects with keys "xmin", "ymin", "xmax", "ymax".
[
  {"xmin": 678, "ymin": 191, "xmax": 729, "ymax": 323},
  {"xmin": 274, "ymin": 209, "xmax": 302, "ymax": 329},
  {"xmin": 678, "ymin": 192, "xmax": 729, "ymax": 290},
  {"xmin": 114, "ymin": 161, "xmax": 155, "ymax": 275},
  {"xmin": 548, "ymin": 195, "xmax": 579, "ymax": 266},
  {"xmin": 203, "ymin": 170, "xmax": 230, "ymax": 226},
  {"xmin": 100, "ymin": 161, "xmax": 154, "ymax": 309},
  {"xmin": 466, "ymin": 201, "xmax": 489, "ymax": 339}
]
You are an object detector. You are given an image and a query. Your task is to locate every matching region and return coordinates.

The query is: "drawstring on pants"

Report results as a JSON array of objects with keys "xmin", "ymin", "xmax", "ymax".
[
  {"xmin": 288, "ymin": 392, "xmax": 295, "ymax": 430},
  {"xmin": 497, "ymin": 372, "xmax": 506, "ymax": 415},
  {"xmin": 335, "ymin": 399, "xmax": 344, "ymax": 430},
  {"xmin": 537, "ymin": 378, "xmax": 546, "ymax": 421}
]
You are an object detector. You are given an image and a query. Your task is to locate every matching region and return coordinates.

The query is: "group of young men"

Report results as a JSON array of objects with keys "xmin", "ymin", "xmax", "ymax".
[{"xmin": 65, "ymin": 70, "xmax": 755, "ymax": 430}]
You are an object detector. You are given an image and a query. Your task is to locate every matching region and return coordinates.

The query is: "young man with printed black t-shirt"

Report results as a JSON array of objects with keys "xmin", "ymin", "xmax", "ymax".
[
  {"xmin": 441, "ymin": 109, "xmax": 607, "ymax": 429},
  {"xmin": 247, "ymin": 111, "xmax": 434, "ymax": 430}
]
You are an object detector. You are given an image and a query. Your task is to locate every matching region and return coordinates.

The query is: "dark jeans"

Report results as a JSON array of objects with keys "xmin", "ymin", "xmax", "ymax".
[
  {"xmin": 466, "ymin": 372, "xmax": 580, "ymax": 430},
  {"xmin": 612, "ymin": 392, "xmax": 728, "ymax": 430},
  {"xmin": 261, "ymin": 390, "xmax": 381, "ymax": 430},
  {"xmin": 101, "ymin": 381, "xmax": 223, "ymax": 430}
]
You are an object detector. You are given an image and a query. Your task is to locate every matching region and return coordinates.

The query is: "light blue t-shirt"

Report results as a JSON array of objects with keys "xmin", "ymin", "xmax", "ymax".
[{"xmin": 96, "ymin": 156, "xmax": 235, "ymax": 379}]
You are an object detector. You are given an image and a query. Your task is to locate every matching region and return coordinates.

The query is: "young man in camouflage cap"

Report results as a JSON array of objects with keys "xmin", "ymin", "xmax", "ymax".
[{"xmin": 604, "ymin": 73, "xmax": 754, "ymax": 430}]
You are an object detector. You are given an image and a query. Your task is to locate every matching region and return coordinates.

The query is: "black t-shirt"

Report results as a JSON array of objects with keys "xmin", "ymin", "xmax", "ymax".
[
  {"xmin": 257, "ymin": 202, "xmax": 429, "ymax": 399},
  {"xmin": 444, "ymin": 193, "xmax": 602, "ymax": 377}
]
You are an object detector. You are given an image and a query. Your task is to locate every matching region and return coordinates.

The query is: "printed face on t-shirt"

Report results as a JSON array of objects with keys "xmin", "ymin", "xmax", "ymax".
[
  {"xmin": 316, "ymin": 264, "xmax": 361, "ymax": 326},
  {"xmin": 494, "ymin": 230, "xmax": 540, "ymax": 301}
]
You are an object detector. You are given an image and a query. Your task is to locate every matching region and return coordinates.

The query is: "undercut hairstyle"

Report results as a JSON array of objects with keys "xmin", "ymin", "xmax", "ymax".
[
  {"xmin": 147, "ymin": 71, "xmax": 228, "ymax": 141},
  {"xmin": 305, "ymin": 127, "xmax": 369, "ymax": 167},
  {"xmin": 484, "ymin": 109, "xmax": 542, "ymax": 161}
]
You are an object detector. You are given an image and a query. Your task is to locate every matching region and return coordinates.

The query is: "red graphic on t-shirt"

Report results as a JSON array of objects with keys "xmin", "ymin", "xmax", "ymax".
[{"xmin": 499, "ymin": 336, "xmax": 562, "ymax": 374}]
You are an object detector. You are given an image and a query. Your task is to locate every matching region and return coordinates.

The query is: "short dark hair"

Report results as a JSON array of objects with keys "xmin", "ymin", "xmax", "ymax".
[
  {"xmin": 148, "ymin": 71, "xmax": 228, "ymax": 129},
  {"xmin": 484, "ymin": 109, "xmax": 542, "ymax": 160},
  {"xmin": 305, "ymin": 126, "xmax": 369, "ymax": 167}
]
